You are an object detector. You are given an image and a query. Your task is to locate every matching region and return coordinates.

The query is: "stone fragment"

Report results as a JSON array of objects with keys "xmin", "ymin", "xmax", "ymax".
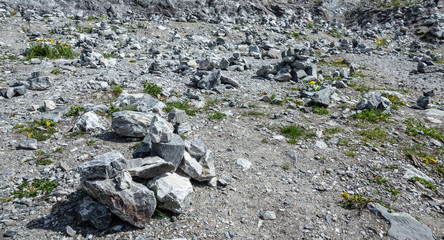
[
  {"xmin": 82, "ymin": 178, "xmax": 156, "ymax": 228},
  {"xmin": 311, "ymin": 86, "xmax": 336, "ymax": 107},
  {"xmin": 196, "ymin": 150, "xmax": 215, "ymax": 181},
  {"xmin": 179, "ymin": 152, "xmax": 203, "ymax": 180},
  {"xmin": 151, "ymin": 134, "xmax": 185, "ymax": 171},
  {"xmin": 116, "ymin": 171, "xmax": 132, "ymax": 190},
  {"xmin": 285, "ymin": 151, "xmax": 298, "ymax": 163},
  {"xmin": 44, "ymin": 100, "xmax": 56, "ymax": 111},
  {"xmin": 13, "ymin": 85, "xmax": 27, "ymax": 96},
  {"xmin": 76, "ymin": 196, "xmax": 112, "ymax": 230},
  {"xmin": 218, "ymin": 58, "xmax": 230, "ymax": 70},
  {"xmin": 132, "ymin": 135, "xmax": 152, "ymax": 159},
  {"xmin": 220, "ymin": 75, "xmax": 240, "ymax": 87},
  {"xmin": 77, "ymin": 151, "xmax": 127, "ymax": 180},
  {"xmin": 256, "ymin": 65, "xmax": 271, "ymax": 77},
  {"xmin": 127, "ymin": 157, "xmax": 175, "ymax": 179},
  {"xmin": 66, "ymin": 226, "xmax": 76, "ymax": 237},
  {"xmin": 260, "ymin": 211, "xmax": 276, "ymax": 220},
  {"xmin": 168, "ymin": 108, "xmax": 188, "ymax": 124},
  {"xmin": 185, "ymin": 139, "xmax": 207, "ymax": 159},
  {"xmin": 73, "ymin": 111, "xmax": 107, "ymax": 134},
  {"xmin": 112, "ymin": 111, "xmax": 155, "ymax": 138},
  {"xmin": 113, "ymin": 93, "xmax": 165, "ymax": 113},
  {"xmin": 197, "ymin": 69, "xmax": 221, "ymax": 89},
  {"xmin": 27, "ymin": 73, "xmax": 52, "ymax": 90},
  {"xmin": 3, "ymin": 87, "xmax": 15, "ymax": 98},
  {"xmin": 18, "ymin": 138, "xmax": 38, "ymax": 150},
  {"xmin": 236, "ymin": 158, "xmax": 252, "ymax": 171},
  {"xmin": 149, "ymin": 115, "xmax": 174, "ymax": 143},
  {"xmin": 367, "ymin": 203, "xmax": 434, "ymax": 240},
  {"xmin": 357, "ymin": 92, "xmax": 391, "ymax": 111},
  {"xmin": 149, "ymin": 173, "xmax": 193, "ymax": 214},
  {"xmin": 402, "ymin": 165, "xmax": 435, "ymax": 183},
  {"xmin": 175, "ymin": 122, "xmax": 192, "ymax": 135}
]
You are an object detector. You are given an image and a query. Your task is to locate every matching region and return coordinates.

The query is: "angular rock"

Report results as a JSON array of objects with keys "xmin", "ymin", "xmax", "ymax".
[
  {"xmin": 220, "ymin": 75, "xmax": 240, "ymax": 87},
  {"xmin": 402, "ymin": 165, "xmax": 435, "ymax": 183},
  {"xmin": 132, "ymin": 135, "xmax": 152, "ymax": 159},
  {"xmin": 256, "ymin": 65, "xmax": 271, "ymax": 77},
  {"xmin": 148, "ymin": 173, "xmax": 193, "ymax": 214},
  {"xmin": 27, "ymin": 74, "xmax": 52, "ymax": 90},
  {"xmin": 77, "ymin": 151, "xmax": 127, "ymax": 180},
  {"xmin": 151, "ymin": 134, "xmax": 185, "ymax": 171},
  {"xmin": 76, "ymin": 196, "xmax": 112, "ymax": 230},
  {"xmin": 195, "ymin": 150, "xmax": 215, "ymax": 181},
  {"xmin": 13, "ymin": 85, "xmax": 27, "ymax": 96},
  {"xmin": 18, "ymin": 138, "xmax": 38, "ymax": 150},
  {"xmin": 236, "ymin": 158, "xmax": 252, "ymax": 171},
  {"xmin": 112, "ymin": 111, "xmax": 155, "ymax": 138},
  {"xmin": 82, "ymin": 178, "xmax": 156, "ymax": 228},
  {"xmin": 367, "ymin": 203, "xmax": 434, "ymax": 240},
  {"xmin": 357, "ymin": 92, "xmax": 391, "ymax": 111},
  {"xmin": 415, "ymin": 96, "xmax": 432, "ymax": 109},
  {"xmin": 116, "ymin": 171, "xmax": 132, "ymax": 190},
  {"xmin": 113, "ymin": 93, "xmax": 165, "ymax": 113},
  {"xmin": 127, "ymin": 157, "xmax": 175, "ymax": 179},
  {"xmin": 179, "ymin": 152, "xmax": 203, "ymax": 180},
  {"xmin": 184, "ymin": 138, "xmax": 207, "ymax": 159},
  {"xmin": 168, "ymin": 108, "xmax": 188, "ymax": 124},
  {"xmin": 73, "ymin": 111, "xmax": 107, "ymax": 134},
  {"xmin": 175, "ymin": 122, "xmax": 192, "ymax": 135},
  {"xmin": 310, "ymin": 86, "xmax": 336, "ymax": 107},
  {"xmin": 197, "ymin": 69, "xmax": 221, "ymax": 90},
  {"xmin": 218, "ymin": 58, "xmax": 230, "ymax": 70},
  {"xmin": 3, "ymin": 87, "xmax": 15, "ymax": 98},
  {"xmin": 149, "ymin": 115, "xmax": 174, "ymax": 143},
  {"xmin": 260, "ymin": 211, "xmax": 276, "ymax": 220}
]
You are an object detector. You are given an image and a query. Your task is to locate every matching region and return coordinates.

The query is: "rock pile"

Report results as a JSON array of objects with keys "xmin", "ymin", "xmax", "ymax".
[{"xmin": 77, "ymin": 113, "xmax": 215, "ymax": 229}]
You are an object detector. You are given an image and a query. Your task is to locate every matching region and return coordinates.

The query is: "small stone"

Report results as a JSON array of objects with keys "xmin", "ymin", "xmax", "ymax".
[
  {"xmin": 260, "ymin": 211, "xmax": 276, "ymax": 220},
  {"xmin": 77, "ymin": 151, "xmax": 127, "ymax": 180},
  {"xmin": 150, "ymin": 116, "xmax": 174, "ymax": 143},
  {"xmin": 76, "ymin": 196, "xmax": 112, "ymax": 230},
  {"xmin": 44, "ymin": 100, "xmax": 56, "ymax": 111},
  {"xmin": 236, "ymin": 158, "xmax": 252, "ymax": 171},
  {"xmin": 66, "ymin": 226, "xmax": 76, "ymax": 237},
  {"xmin": 18, "ymin": 138, "xmax": 38, "ymax": 150},
  {"xmin": 116, "ymin": 171, "xmax": 132, "ymax": 190}
]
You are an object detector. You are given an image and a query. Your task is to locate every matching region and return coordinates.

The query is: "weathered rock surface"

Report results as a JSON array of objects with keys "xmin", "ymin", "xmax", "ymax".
[
  {"xmin": 112, "ymin": 111, "xmax": 155, "ymax": 138},
  {"xmin": 77, "ymin": 151, "xmax": 127, "ymax": 180},
  {"xmin": 76, "ymin": 196, "xmax": 112, "ymax": 230}
]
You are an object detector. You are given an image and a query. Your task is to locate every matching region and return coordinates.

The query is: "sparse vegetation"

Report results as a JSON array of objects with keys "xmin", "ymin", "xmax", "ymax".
[
  {"xmin": 26, "ymin": 39, "xmax": 76, "ymax": 60},
  {"xmin": 404, "ymin": 118, "xmax": 443, "ymax": 141},
  {"xmin": 163, "ymin": 101, "xmax": 197, "ymax": 116},
  {"xmin": 281, "ymin": 125, "xmax": 315, "ymax": 144},
  {"xmin": 14, "ymin": 119, "xmax": 57, "ymax": 141},
  {"xmin": 351, "ymin": 109, "xmax": 391, "ymax": 123},
  {"xmin": 143, "ymin": 82, "xmax": 163, "ymax": 97},
  {"xmin": 208, "ymin": 111, "xmax": 226, "ymax": 120},
  {"xmin": 12, "ymin": 178, "xmax": 58, "ymax": 199},
  {"xmin": 66, "ymin": 105, "xmax": 85, "ymax": 116}
]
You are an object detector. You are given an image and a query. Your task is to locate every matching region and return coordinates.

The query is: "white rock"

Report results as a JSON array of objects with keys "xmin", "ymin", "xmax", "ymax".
[
  {"xmin": 236, "ymin": 158, "xmax": 252, "ymax": 171},
  {"xmin": 149, "ymin": 173, "xmax": 193, "ymax": 213},
  {"xmin": 149, "ymin": 116, "xmax": 174, "ymax": 143}
]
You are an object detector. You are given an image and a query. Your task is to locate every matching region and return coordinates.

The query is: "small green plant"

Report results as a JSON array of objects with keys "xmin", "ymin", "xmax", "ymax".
[
  {"xmin": 86, "ymin": 140, "xmax": 96, "ymax": 146},
  {"xmin": 66, "ymin": 105, "xmax": 85, "ymax": 116},
  {"xmin": 281, "ymin": 164, "xmax": 290, "ymax": 171},
  {"xmin": 341, "ymin": 192, "xmax": 373, "ymax": 211},
  {"xmin": 325, "ymin": 127, "xmax": 343, "ymax": 134},
  {"xmin": 386, "ymin": 165, "xmax": 398, "ymax": 170},
  {"xmin": 69, "ymin": 131, "xmax": 85, "ymax": 138},
  {"xmin": 404, "ymin": 118, "xmax": 443, "ymax": 141},
  {"xmin": 107, "ymin": 104, "xmax": 120, "ymax": 116},
  {"xmin": 328, "ymin": 28, "xmax": 342, "ymax": 38},
  {"xmin": 381, "ymin": 93, "xmax": 405, "ymax": 110},
  {"xmin": 242, "ymin": 111, "xmax": 265, "ymax": 116},
  {"xmin": 130, "ymin": 142, "xmax": 142, "ymax": 150},
  {"xmin": 385, "ymin": 187, "xmax": 401, "ymax": 196},
  {"xmin": 337, "ymin": 138, "xmax": 350, "ymax": 146},
  {"xmin": 358, "ymin": 127, "xmax": 386, "ymax": 142},
  {"xmin": 50, "ymin": 68, "xmax": 61, "ymax": 75},
  {"xmin": 351, "ymin": 109, "xmax": 391, "ymax": 123},
  {"xmin": 14, "ymin": 119, "xmax": 57, "ymax": 141},
  {"xmin": 209, "ymin": 112, "xmax": 226, "ymax": 120},
  {"xmin": 26, "ymin": 39, "xmax": 76, "ymax": 60},
  {"xmin": 411, "ymin": 177, "xmax": 438, "ymax": 193},
  {"xmin": 12, "ymin": 178, "xmax": 58, "ymax": 199},
  {"xmin": 143, "ymin": 82, "xmax": 163, "ymax": 97},
  {"xmin": 281, "ymin": 125, "xmax": 315, "ymax": 144},
  {"xmin": 369, "ymin": 175, "xmax": 388, "ymax": 184},
  {"xmin": 163, "ymin": 101, "xmax": 197, "ymax": 116},
  {"xmin": 112, "ymin": 84, "xmax": 123, "ymax": 97},
  {"xmin": 344, "ymin": 150, "xmax": 357, "ymax": 157},
  {"xmin": 312, "ymin": 107, "xmax": 329, "ymax": 115},
  {"xmin": 375, "ymin": 36, "xmax": 389, "ymax": 49},
  {"xmin": 54, "ymin": 147, "xmax": 65, "ymax": 153}
]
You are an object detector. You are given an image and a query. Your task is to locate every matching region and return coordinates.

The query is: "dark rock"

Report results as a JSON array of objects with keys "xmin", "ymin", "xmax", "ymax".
[
  {"xmin": 76, "ymin": 196, "xmax": 112, "ymax": 230},
  {"xmin": 77, "ymin": 151, "xmax": 127, "ymax": 180},
  {"xmin": 197, "ymin": 69, "xmax": 221, "ymax": 90},
  {"xmin": 132, "ymin": 135, "xmax": 152, "ymax": 159},
  {"xmin": 151, "ymin": 134, "xmax": 185, "ymax": 171}
]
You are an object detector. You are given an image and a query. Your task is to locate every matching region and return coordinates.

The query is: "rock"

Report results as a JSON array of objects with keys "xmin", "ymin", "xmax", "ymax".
[
  {"xmin": 26, "ymin": 73, "xmax": 52, "ymax": 90},
  {"xmin": 151, "ymin": 134, "xmax": 185, "ymax": 171},
  {"xmin": 179, "ymin": 151, "xmax": 203, "ymax": 180},
  {"xmin": 148, "ymin": 172, "xmax": 193, "ymax": 214},
  {"xmin": 218, "ymin": 58, "xmax": 230, "ymax": 70},
  {"xmin": 220, "ymin": 75, "xmax": 240, "ymax": 87},
  {"xmin": 168, "ymin": 108, "xmax": 188, "ymax": 124},
  {"xmin": 113, "ymin": 93, "xmax": 165, "ymax": 113},
  {"xmin": 367, "ymin": 203, "xmax": 434, "ymax": 240},
  {"xmin": 76, "ymin": 196, "xmax": 112, "ymax": 230},
  {"xmin": 195, "ymin": 150, "xmax": 215, "ymax": 181},
  {"xmin": 260, "ymin": 211, "xmax": 276, "ymax": 220},
  {"xmin": 127, "ymin": 157, "xmax": 175, "ymax": 179},
  {"xmin": 315, "ymin": 140, "xmax": 328, "ymax": 149},
  {"xmin": 256, "ymin": 65, "xmax": 271, "ymax": 77},
  {"xmin": 310, "ymin": 86, "xmax": 336, "ymax": 107},
  {"xmin": 13, "ymin": 86, "xmax": 27, "ymax": 96},
  {"xmin": 73, "ymin": 111, "xmax": 107, "ymax": 134},
  {"xmin": 285, "ymin": 151, "xmax": 298, "ymax": 163},
  {"xmin": 175, "ymin": 122, "xmax": 192, "ymax": 135},
  {"xmin": 357, "ymin": 92, "xmax": 391, "ymax": 111},
  {"xmin": 43, "ymin": 100, "xmax": 56, "ymax": 111},
  {"xmin": 132, "ymin": 135, "xmax": 152, "ymax": 159},
  {"xmin": 82, "ymin": 178, "xmax": 156, "ymax": 228},
  {"xmin": 415, "ymin": 96, "xmax": 432, "ymax": 109},
  {"xmin": 197, "ymin": 69, "xmax": 221, "ymax": 90},
  {"xmin": 402, "ymin": 165, "xmax": 435, "ymax": 183},
  {"xmin": 149, "ymin": 116, "xmax": 174, "ymax": 143},
  {"xmin": 116, "ymin": 171, "xmax": 132, "ymax": 190},
  {"xmin": 185, "ymin": 139, "xmax": 207, "ymax": 159},
  {"xmin": 267, "ymin": 49, "xmax": 281, "ymax": 59},
  {"xmin": 18, "ymin": 138, "xmax": 38, "ymax": 150},
  {"xmin": 112, "ymin": 111, "xmax": 155, "ymax": 138},
  {"xmin": 236, "ymin": 158, "xmax": 252, "ymax": 171},
  {"xmin": 294, "ymin": 69, "xmax": 307, "ymax": 80},
  {"xmin": 77, "ymin": 151, "xmax": 127, "ymax": 180},
  {"xmin": 3, "ymin": 87, "xmax": 15, "ymax": 98},
  {"xmin": 66, "ymin": 226, "xmax": 76, "ymax": 237}
]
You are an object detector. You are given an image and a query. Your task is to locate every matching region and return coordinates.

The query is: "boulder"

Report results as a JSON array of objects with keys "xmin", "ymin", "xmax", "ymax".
[
  {"xmin": 184, "ymin": 138, "xmax": 207, "ymax": 159},
  {"xmin": 113, "ymin": 93, "xmax": 165, "ymax": 113},
  {"xmin": 310, "ymin": 86, "xmax": 336, "ymax": 107},
  {"xmin": 148, "ymin": 173, "xmax": 193, "ymax": 214},
  {"xmin": 76, "ymin": 196, "xmax": 112, "ymax": 230},
  {"xmin": 151, "ymin": 134, "xmax": 185, "ymax": 171},
  {"xmin": 357, "ymin": 92, "xmax": 391, "ymax": 111},
  {"xmin": 149, "ymin": 116, "xmax": 174, "ymax": 143},
  {"xmin": 132, "ymin": 135, "xmax": 152, "ymax": 159},
  {"xmin": 127, "ymin": 157, "xmax": 175, "ymax": 179},
  {"xmin": 195, "ymin": 150, "xmax": 216, "ymax": 181},
  {"xmin": 112, "ymin": 111, "xmax": 155, "ymax": 138},
  {"xmin": 82, "ymin": 178, "xmax": 156, "ymax": 228},
  {"xmin": 167, "ymin": 108, "xmax": 188, "ymax": 124},
  {"xmin": 18, "ymin": 138, "xmax": 38, "ymax": 150},
  {"xmin": 179, "ymin": 152, "xmax": 202, "ymax": 180},
  {"xmin": 73, "ymin": 111, "xmax": 107, "ymax": 134},
  {"xmin": 26, "ymin": 72, "xmax": 52, "ymax": 90},
  {"xmin": 77, "ymin": 151, "xmax": 127, "ymax": 180},
  {"xmin": 197, "ymin": 69, "xmax": 221, "ymax": 90}
]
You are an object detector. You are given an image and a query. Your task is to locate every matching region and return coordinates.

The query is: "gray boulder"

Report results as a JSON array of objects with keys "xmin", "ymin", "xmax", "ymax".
[
  {"xmin": 26, "ymin": 72, "xmax": 52, "ymax": 90},
  {"xmin": 132, "ymin": 135, "xmax": 152, "ymax": 159},
  {"xmin": 2, "ymin": 87, "xmax": 15, "ymax": 98},
  {"xmin": 82, "ymin": 178, "xmax": 156, "ymax": 228},
  {"xmin": 220, "ymin": 75, "xmax": 240, "ymax": 88},
  {"xmin": 310, "ymin": 86, "xmax": 336, "ymax": 107},
  {"xmin": 357, "ymin": 92, "xmax": 391, "ymax": 111},
  {"xmin": 18, "ymin": 138, "xmax": 38, "ymax": 150},
  {"xmin": 256, "ymin": 65, "xmax": 271, "ymax": 77},
  {"xmin": 76, "ymin": 196, "xmax": 112, "ymax": 230},
  {"xmin": 185, "ymin": 138, "xmax": 207, "ymax": 159},
  {"xmin": 149, "ymin": 116, "xmax": 174, "ymax": 143},
  {"xmin": 112, "ymin": 111, "xmax": 155, "ymax": 138},
  {"xmin": 151, "ymin": 134, "xmax": 185, "ymax": 171},
  {"xmin": 367, "ymin": 203, "xmax": 434, "ymax": 240},
  {"xmin": 148, "ymin": 173, "xmax": 193, "ymax": 214},
  {"xmin": 168, "ymin": 108, "xmax": 188, "ymax": 124},
  {"xmin": 179, "ymin": 152, "xmax": 203, "ymax": 180},
  {"xmin": 73, "ymin": 111, "xmax": 107, "ymax": 134},
  {"xmin": 113, "ymin": 93, "xmax": 165, "ymax": 113},
  {"xmin": 197, "ymin": 69, "xmax": 221, "ymax": 90},
  {"xmin": 195, "ymin": 150, "xmax": 216, "ymax": 181},
  {"xmin": 127, "ymin": 157, "xmax": 175, "ymax": 179},
  {"xmin": 77, "ymin": 151, "xmax": 127, "ymax": 180}
]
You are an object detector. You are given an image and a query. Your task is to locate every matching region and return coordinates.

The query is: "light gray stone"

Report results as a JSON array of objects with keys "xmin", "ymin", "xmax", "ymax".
[
  {"xmin": 402, "ymin": 165, "xmax": 435, "ymax": 183},
  {"xmin": 127, "ymin": 157, "xmax": 175, "ymax": 179},
  {"xmin": 367, "ymin": 203, "xmax": 434, "ymax": 240},
  {"xmin": 168, "ymin": 108, "xmax": 188, "ymax": 124},
  {"xmin": 179, "ymin": 152, "xmax": 202, "ymax": 180},
  {"xmin": 236, "ymin": 158, "xmax": 252, "ymax": 171},
  {"xmin": 77, "ymin": 151, "xmax": 127, "ymax": 180},
  {"xmin": 76, "ymin": 196, "xmax": 112, "ymax": 230},
  {"xmin": 185, "ymin": 138, "xmax": 207, "ymax": 159},
  {"xmin": 220, "ymin": 75, "xmax": 240, "ymax": 87},
  {"xmin": 151, "ymin": 134, "xmax": 185, "ymax": 171},
  {"xmin": 311, "ymin": 86, "xmax": 336, "ymax": 107},
  {"xmin": 13, "ymin": 86, "xmax": 27, "ymax": 96},
  {"xmin": 116, "ymin": 171, "xmax": 132, "ymax": 190},
  {"xmin": 112, "ymin": 111, "xmax": 155, "ymax": 138},
  {"xmin": 113, "ymin": 93, "xmax": 165, "ymax": 113},
  {"xmin": 27, "ymin": 74, "xmax": 52, "ymax": 90},
  {"xmin": 197, "ymin": 69, "xmax": 221, "ymax": 90},
  {"xmin": 18, "ymin": 138, "xmax": 38, "ymax": 150},
  {"xmin": 260, "ymin": 211, "xmax": 276, "ymax": 220},
  {"xmin": 149, "ymin": 116, "xmax": 174, "ymax": 143},
  {"xmin": 175, "ymin": 122, "xmax": 192, "ymax": 135},
  {"xmin": 149, "ymin": 173, "xmax": 193, "ymax": 214},
  {"xmin": 82, "ymin": 178, "xmax": 156, "ymax": 228},
  {"xmin": 195, "ymin": 150, "xmax": 215, "ymax": 181},
  {"xmin": 73, "ymin": 111, "xmax": 107, "ymax": 134},
  {"xmin": 357, "ymin": 92, "xmax": 392, "ymax": 111}
]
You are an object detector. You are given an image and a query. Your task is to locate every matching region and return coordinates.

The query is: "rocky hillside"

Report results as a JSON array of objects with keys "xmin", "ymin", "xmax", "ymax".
[{"xmin": 0, "ymin": 0, "xmax": 443, "ymax": 239}]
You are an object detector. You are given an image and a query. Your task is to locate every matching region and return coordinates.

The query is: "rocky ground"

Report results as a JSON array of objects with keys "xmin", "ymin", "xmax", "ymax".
[{"xmin": 0, "ymin": 0, "xmax": 443, "ymax": 239}]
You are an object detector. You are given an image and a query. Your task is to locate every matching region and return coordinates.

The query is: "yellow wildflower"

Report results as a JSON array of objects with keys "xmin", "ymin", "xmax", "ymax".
[
  {"xmin": 27, "ymin": 132, "xmax": 33, "ymax": 137},
  {"xmin": 297, "ymin": 99, "xmax": 302, "ymax": 103},
  {"xmin": 46, "ymin": 121, "xmax": 51, "ymax": 127},
  {"xmin": 401, "ymin": 101, "xmax": 405, "ymax": 105},
  {"xmin": 423, "ymin": 158, "xmax": 429, "ymax": 164},
  {"xmin": 341, "ymin": 192, "xmax": 349, "ymax": 199},
  {"xmin": 36, "ymin": 39, "xmax": 39, "ymax": 42},
  {"xmin": 354, "ymin": 195, "xmax": 357, "ymax": 201},
  {"xmin": 310, "ymin": 81, "xmax": 315, "ymax": 84},
  {"xmin": 429, "ymin": 157, "xmax": 436, "ymax": 163}
]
